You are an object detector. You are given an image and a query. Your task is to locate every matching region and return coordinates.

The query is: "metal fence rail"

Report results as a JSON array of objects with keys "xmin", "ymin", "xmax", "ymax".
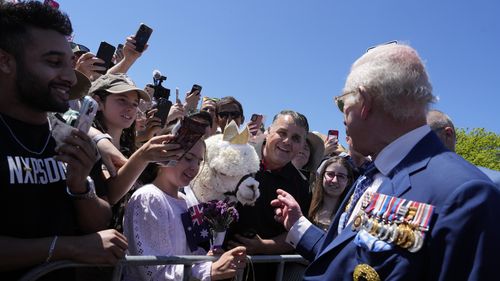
[{"xmin": 19, "ymin": 254, "xmax": 308, "ymax": 281}]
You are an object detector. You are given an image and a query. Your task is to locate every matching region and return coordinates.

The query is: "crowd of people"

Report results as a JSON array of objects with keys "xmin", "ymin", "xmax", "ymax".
[{"xmin": 1, "ymin": 1, "xmax": 499, "ymax": 281}]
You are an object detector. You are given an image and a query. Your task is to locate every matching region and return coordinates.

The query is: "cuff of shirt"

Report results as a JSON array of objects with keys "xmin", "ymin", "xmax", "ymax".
[{"xmin": 286, "ymin": 216, "xmax": 312, "ymax": 248}]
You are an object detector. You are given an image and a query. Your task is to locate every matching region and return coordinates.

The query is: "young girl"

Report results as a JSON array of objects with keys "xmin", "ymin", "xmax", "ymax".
[
  {"xmin": 89, "ymin": 73, "xmax": 172, "ymax": 231},
  {"xmin": 123, "ymin": 139, "xmax": 246, "ymax": 280},
  {"xmin": 308, "ymin": 156, "xmax": 355, "ymax": 231}
]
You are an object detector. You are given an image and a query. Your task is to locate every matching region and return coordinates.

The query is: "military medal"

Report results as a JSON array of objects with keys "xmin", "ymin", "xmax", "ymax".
[
  {"xmin": 352, "ymin": 192, "xmax": 435, "ymax": 253},
  {"xmin": 353, "ymin": 264, "xmax": 381, "ymax": 281}
]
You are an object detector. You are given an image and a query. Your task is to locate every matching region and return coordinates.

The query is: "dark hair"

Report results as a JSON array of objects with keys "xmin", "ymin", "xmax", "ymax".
[
  {"xmin": 271, "ymin": 110, "xmax": 309, "ymax": 132},
  {"xmin": 308, "ymin": 156, "xmax": 354, "ymax": 225},
  {"xmin": 92, "ymin": 90, "xmax": 137, "ymax": 157},
  {"xmin": 216, "ymin": 96, "xmax": 245, "ymax": 123},
  {"xmin": 0, "ymin": 1, "xmax": 73, "ymax": 60},
  {"xmin": 139, "ymin": 139, "xmax": 207, "ymax": 184}
]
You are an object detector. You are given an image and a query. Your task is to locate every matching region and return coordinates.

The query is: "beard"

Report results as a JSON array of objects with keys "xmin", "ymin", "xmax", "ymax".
[{"xmin": 16, "ymin": 62, "xmax": 69, "ymax": 113}]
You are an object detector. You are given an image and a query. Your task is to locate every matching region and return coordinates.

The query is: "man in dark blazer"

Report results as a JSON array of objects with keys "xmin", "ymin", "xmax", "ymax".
[{"xmin": 271, "ymin": 43, "xmax": 500, "ymax": 280}]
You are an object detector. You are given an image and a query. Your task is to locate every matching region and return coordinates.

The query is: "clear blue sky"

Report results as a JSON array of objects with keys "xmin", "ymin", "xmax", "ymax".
[{"xmin": 60, "ymin": 0, "xmax": 499, "ymax": 145}]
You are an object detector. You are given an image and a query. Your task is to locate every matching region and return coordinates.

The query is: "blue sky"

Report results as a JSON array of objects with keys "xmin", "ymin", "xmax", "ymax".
[{"xmin": 60, "ymin": 0, "xmax": 499, "ymax": 146}]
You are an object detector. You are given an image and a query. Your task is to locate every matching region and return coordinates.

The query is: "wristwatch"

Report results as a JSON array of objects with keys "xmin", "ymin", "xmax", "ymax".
[{"xmin": 66, "ymin": 176, "xmax": 97, "ymax": 200}]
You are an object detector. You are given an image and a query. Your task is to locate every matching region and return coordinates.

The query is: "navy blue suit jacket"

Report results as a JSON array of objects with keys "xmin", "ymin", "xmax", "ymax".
[{"xmin": 296, "ymin": 132, "xmax": 500, "ymax": 280}]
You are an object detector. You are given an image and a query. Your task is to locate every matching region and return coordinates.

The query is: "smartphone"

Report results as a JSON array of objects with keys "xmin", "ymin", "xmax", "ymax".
[
  {"xmin": 153, "ymin": 98, "xmax": 173, "ymax": 127},
  {"xmin": 160, "ymin": 114, "xmax": 210, "ymax": 167},
  {"xmin": 171, "ymin": 116, "xmax": 208, "ymax": 151},
  {"xmin": 115, "ymin": 43, "xmax": 124, "ymax": 56},
  {"xmin": 190, "ymin": 84, "xmax": 202, "ymax": 95},
  {"xmin": 249, "ymin": 114, "xmax": 263, "ymax": 136},
  {"xmin": 116, "ymin": 43, "xmax": 124, "ymax": 53},
  {"xmin": 95, "ymin": 41, "xmax": 116, "ymax": 74},
  {"xmin": 327, "ymin": 129, "xmax": 339, "ymax": 141},
  {"xmin": 75, "ymin": 96, "xmax": 98, "ymax": 133},
  {"xmin": 134, "ymin": 23, "xmax": 153, "ymax": 52}
]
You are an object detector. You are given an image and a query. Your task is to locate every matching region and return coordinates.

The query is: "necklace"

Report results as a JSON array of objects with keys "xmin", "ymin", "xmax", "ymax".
[{"xmin": 0, "ymin": 113, "xmax": 52, "ymax": 156}]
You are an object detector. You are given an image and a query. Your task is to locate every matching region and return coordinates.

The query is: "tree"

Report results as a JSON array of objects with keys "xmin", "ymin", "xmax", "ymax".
[{"xmin": 455, "ymin": 128, "xmax": 500, "ymax": 170}]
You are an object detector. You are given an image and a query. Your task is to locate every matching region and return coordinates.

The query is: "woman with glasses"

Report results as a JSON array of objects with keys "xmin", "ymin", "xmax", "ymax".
[{"xmin": 308, "ymin": 156, "xmax": 355, "ymax": 231}]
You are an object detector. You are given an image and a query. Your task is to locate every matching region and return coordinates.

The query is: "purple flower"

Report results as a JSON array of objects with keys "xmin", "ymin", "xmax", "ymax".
[{"xmin": 202, "ymin": 199, "xmax": 239, "ymax": 232}]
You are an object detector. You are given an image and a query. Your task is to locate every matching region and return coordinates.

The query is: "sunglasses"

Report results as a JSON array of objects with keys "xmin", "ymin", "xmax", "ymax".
[
  {"xmin": 334, "ymin": 91, "xmax": 358, "ymax": 113},
  {"xmin": 218, "ymin": 111, "xmax": 241, "ymax": 119},
  {"xmin": 70, "ymin": 42, "xmax": 90, "ymax": 54},
  {"xmin": 202, "ymin": 97, "xmax": 220, "ymax": 103}
]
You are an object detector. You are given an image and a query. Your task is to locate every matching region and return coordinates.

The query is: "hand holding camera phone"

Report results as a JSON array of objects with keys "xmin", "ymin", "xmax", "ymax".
[
  {"xmin": 159, "ymin": 112, "xmax": 211, "ymax": 167},
  {"xmin": 95, "ymin": 41, "xmax": 116, "ymax": 74},
  {"xmin": 249, "ymin": 114, "xmax": 263, "ymax": 136},
  {"xmin": 327, "ymin": 129, "xmax": 339, "ymax": 141},
  {"xmin": 153, "ymin": 98, "xmax": 173, "ymax": 128},
  {"xmin": 190, "ymin": 84, "xmax": 202, "ymax": 96},
  {"xmin": 75, "ymin": 96, "xmax": 98, "ymax": 133},
  {"xmin": 134, "ymin": 23, "xmax": 153, "ymax": 52}
]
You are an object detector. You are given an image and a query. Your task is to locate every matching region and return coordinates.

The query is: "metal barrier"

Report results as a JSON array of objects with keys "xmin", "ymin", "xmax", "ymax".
[{"xmin": 19, "ymin": 254, "xmax": 308, "ymax": 281}]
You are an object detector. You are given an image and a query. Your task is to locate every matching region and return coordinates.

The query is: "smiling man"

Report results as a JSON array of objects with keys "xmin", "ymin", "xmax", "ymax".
[
  {"xmin": 228, "ymin": 110, "xmax": 311, "ymax": 279},
  {"xmin": 0, "ymin": 2, "xmax": 127, "ymax": 280}
]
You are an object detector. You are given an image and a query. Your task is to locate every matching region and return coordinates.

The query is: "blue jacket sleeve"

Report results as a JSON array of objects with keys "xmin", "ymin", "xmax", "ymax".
[{"xmin": 296, "ymin": 224, "xmax": 327, "ymax": 262}]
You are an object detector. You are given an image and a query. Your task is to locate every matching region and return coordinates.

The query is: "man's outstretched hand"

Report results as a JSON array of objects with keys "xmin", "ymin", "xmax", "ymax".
[{"xmin": 270, "ymin": 189, "xmax": 303, "ymax": 231}]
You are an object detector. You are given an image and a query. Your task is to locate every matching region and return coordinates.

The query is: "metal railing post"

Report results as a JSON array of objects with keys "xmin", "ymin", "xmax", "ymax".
[{"xmin": 275, "ymin": 260, "xmax": 285, "ymax": 281}]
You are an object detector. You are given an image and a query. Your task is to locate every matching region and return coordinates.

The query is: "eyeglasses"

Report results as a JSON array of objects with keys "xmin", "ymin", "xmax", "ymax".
[
  {"xmin": 365, "ymin": 40, "xmax": 398, "ymax": 53},
  {"xmin": 334, "ymin": 91, "xmax": 357, "ymax": 113},
  {"xmin": 324, "ymin": 171, "xmax": 348, "ymax": 181},
  {"xmin": 218, "ymin": 111, "xmax": 241, "ymax": 119}
]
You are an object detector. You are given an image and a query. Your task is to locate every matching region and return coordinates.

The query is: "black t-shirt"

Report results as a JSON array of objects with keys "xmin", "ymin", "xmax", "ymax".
[
  {"xmin": 0, "ymin": 115, "xmax": 79, "ymax": 280},
  {"xmin": 232, "ymin": 161, "xmax": 311, "ymax": 239}
]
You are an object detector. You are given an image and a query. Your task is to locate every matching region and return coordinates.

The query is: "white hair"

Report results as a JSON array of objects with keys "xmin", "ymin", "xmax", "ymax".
[{"xmin": 344, "ymin": 44, "xmax": 436, "ymax": 121}]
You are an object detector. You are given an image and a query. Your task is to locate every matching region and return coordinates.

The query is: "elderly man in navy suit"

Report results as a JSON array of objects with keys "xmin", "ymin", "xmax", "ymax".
[{"xmin": 271, "ymin": 43, "xmax": 500, "ymax": 280}]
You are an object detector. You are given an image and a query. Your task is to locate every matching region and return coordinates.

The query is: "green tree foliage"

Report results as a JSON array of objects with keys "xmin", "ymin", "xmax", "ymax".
[{"xmin": 456, "ymin": 128, "xmax": 500, "ymax": 170}]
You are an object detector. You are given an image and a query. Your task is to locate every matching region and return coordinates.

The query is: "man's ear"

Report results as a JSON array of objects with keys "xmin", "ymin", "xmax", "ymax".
[
  {"xmin": 443, "ymin": 127, "xmax": 455, "ymax": 139},
  {"xmin": 0, "ymin": 49, "xmax": 16, "ymax": 75},
  {"xmin": 358, "ymin": 86, "xmax": 373, "ymax": 120}
]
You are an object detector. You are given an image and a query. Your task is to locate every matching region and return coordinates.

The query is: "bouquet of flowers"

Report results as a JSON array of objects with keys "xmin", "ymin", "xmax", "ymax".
[{"xmin": 202, "ymin": 198, "xmax": 239, "ymax": 249}]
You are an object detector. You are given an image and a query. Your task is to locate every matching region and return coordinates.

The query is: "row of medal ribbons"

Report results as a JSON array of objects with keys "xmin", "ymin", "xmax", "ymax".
[{"xmin": 352, "ymin": 192, "xmax": 435, "ymax": 252}]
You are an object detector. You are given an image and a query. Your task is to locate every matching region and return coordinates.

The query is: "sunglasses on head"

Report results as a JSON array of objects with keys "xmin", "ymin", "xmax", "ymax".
[
  {"xmin": 218, "ymin": 111, "xmax": 241, "ymax": 119},
  {"xmin": 365, "ymin": 40, "xmax": 398, "ymax": 53}
]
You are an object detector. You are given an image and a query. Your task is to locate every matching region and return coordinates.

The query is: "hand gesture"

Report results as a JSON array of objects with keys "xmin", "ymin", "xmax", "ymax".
[
  {"xmin": 123, "ymin": 36, "xmax": 147, "ymax": 61},
  {"xmin": 136, "ymin": 134, "xmax": 183, "ymax": 163},
  {"xmin": 184, "ymin": 89, "xmax": 201, "ymax": 113},
  {"xmin": 270, "ymin": 189, "xmax": 304, "ymax": 231},
  {"xmin": 74, "ymin": 52, "xmax": 105, "ymax": 80},
  {"xmin": 70, "ymin": 229, "xmax": 128, "ymax": 265},
  {"xmin": 211, "ymin": 246, "xmax": 246, "ymax": 280},
  {"xmin": 54, "ymin": 129, "xmax": 99, "ymax": 192},
  {"xmin": 227, "ymin": 234, "xmax": 265, "ymax": 255},
  {"xmin": 166, "ymin": 103, "xmax": 185, "ymax": 124},
  {"xmin": 324, "ymin": 136, "xmax": 339, "ymax": 156}
]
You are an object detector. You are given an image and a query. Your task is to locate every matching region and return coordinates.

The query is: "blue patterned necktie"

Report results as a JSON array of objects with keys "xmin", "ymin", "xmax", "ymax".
[{"xmin": 340, "ymin": 162, "xmax": 379, "ymax": 230}]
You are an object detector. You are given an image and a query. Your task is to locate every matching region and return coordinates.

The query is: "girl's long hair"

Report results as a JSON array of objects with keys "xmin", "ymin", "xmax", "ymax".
[
  {"xmin": 308, "ymin": 156, "xmax": 354, "ymax": 223},
  {"xmin": 92, "ymin": 90, "xmax": 137, "ymax": 157}
]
